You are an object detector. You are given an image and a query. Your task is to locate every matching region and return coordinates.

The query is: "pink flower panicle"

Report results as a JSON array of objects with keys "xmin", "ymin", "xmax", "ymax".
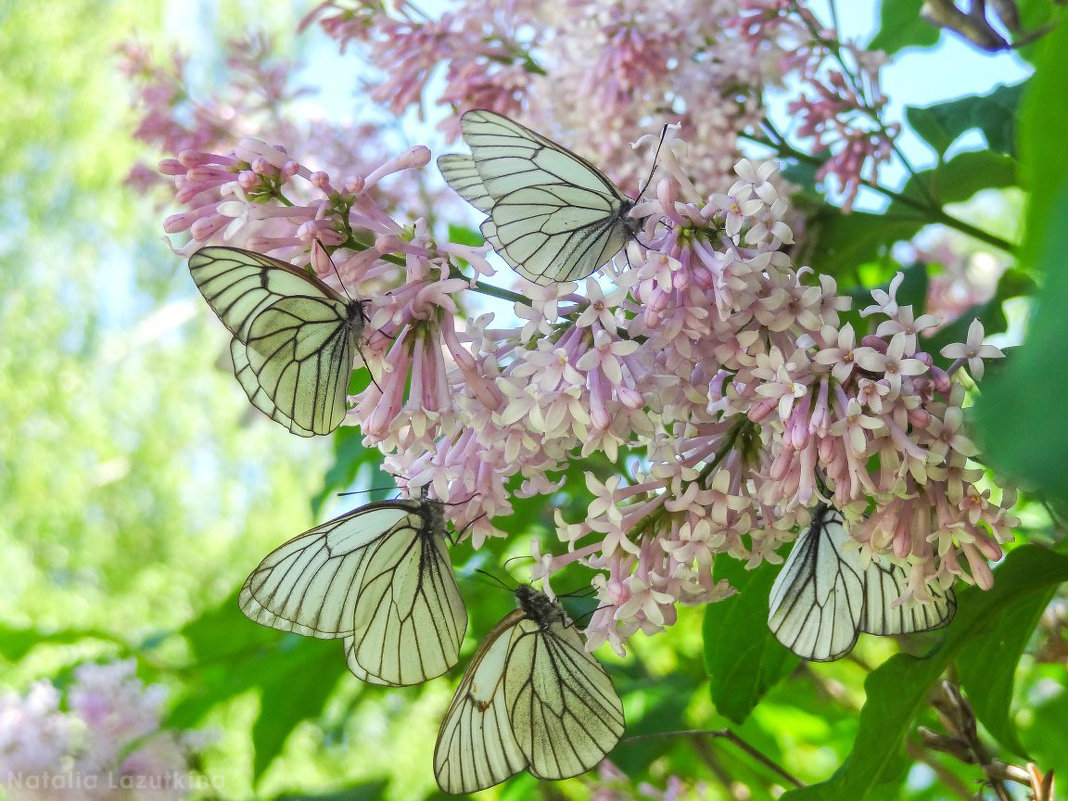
[
  {"xmin": 134, "ymin": 13, "xmax": 1017, "ymax": 655},
  {"xmin": 0, "ymin": 661, "xmax": 212, "ymax": 801}
]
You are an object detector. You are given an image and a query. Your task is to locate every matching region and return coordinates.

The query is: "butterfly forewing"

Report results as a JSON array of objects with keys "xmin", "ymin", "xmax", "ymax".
[
  {"xmin": 437, "ymin": 154, "xmax": 493, "ymax": 212},
  {"xmin": 505, "ymin": 616, "xmax": 626, "ymax": 780},
  {"xmin": 434, "ymin": 611, "xmax": 528, "ymax": 794},
  {"xmin": 188, "ymin": 246, "xmax": 363, "ymax": 437},
  {"xmin": 439, "ymin": 109, "xmax": 637, "ymax": 286},
  {"xmin": 434, "ymin": 586, "xmax": 624, "ymax": 794},
  {"xmin": 345, "ymin": 513, "xmax": 467, "ymax": 686},
  {"xmin": 240, "ymin": 498, "xmax": 467, "ymax": 686}
]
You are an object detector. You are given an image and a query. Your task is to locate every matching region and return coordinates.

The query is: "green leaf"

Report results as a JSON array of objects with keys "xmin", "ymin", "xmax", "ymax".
[
  {"xmin": 251, "ymin": 638, "xmax": 349, "ymax": 780},
  {"xmin": 892, "ymin": 150, "xmax": 1017, "ymax": 213},
  {"xmin": 803, "ymin": 207, "xmax": 920, "ymax": 277},
  {"xmin": 957, "ymin": 585, "xmax": 1054, "ymax": 756},
  {"xmin": 704, "ymin": 557, "xmax": 798, "ymax": 723},
  {"xmin": 971, "ymin": 34, "xmax": 1068, "ymax": 499},
  {"xmin": 870, "ymin": 0, "xmax": 940, "ymax": 54},
  {"xmin": 0, "ymin": 624, "xmax": 124, "ymax": 661},
  {"xmin": 168, "ymin": 592, "xmax": 348, "ymax": 781},
  {"xmin": 779, "ymin": 545, "xmax": 1068, "ymax": 801},
  {"xmin": 906, "ymin": 82, "xmax": 1028, "ymax": 157},
  {"xmin": 274, "ymin": 781, "xmax": 388, "ymax": 801},
  {"xmin": 975, "ymin": 191, "xmax": 1068, "ymax": 501}
]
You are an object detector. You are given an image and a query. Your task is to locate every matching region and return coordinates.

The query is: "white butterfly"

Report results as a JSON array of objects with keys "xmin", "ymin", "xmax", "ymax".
[
  {"xmin": 239, "ymin": 494, "xmax": 467, "ymax": 686},
  {"xmin": 439, "ymin": 109, "xmax": 641, "ymax": 286},
  {"xmin": 188, "ymin": 246, "xmax": 365, "ymax": 437},
  {"xmin": 768, "ymin": 504, "xmax": 957, "ymax": 661},
  {"xmin": 434, "ymin": 584, "xmax": 625, "ymax": 793}
]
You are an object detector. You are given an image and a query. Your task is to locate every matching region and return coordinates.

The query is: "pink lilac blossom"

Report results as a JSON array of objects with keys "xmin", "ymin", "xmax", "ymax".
[
  {"xmin": 139, "ymin": 18, "xmax": 1014, "ymax": 655},
  {"xmin": 157, "ymin": 106, "xmax": 1013, "ymax": 653},
  {"xmin": 0, "ymin": 661, "xmax": 212, "ymax": 801},
  {"xmin": 303, "ymin": 0, "xmax": 783, "ymax": 194}
]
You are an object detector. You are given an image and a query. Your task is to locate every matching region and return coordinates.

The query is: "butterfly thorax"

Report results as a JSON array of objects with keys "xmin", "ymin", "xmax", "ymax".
[
  {"xmin": 515, "ymin": 585, "xmax": 567, "ymax": 629},
  {"xmin": 419, "ymin": 497, "xmax": 446, "ymax": 538}
]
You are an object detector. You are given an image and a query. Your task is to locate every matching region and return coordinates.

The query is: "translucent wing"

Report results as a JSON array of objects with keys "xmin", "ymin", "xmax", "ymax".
[
  {"xmin": 434, "ymin": 611, "xmax": 528, "ymax": 794},
  {"xmin": 434, "ymin": 586, "xmax": 624, "ymax": 794},
  {"xmin": 343, "ymin": 512, "xmax": 467, "ymax": 686},
  {"xmin": 768, "ymin": 506, "xmax": 865, "ymax": 661},
  {"xmin": 769, "ymin": 505, "xmax": 957, "ymax": 661},
  {"xmin": 188, "ymin": 246, "xmax": 363, "ymax": 437},
  {"xmin": 438, "ymin": 109, "xmax": 638, "ymax": 286},
  {"xmin": 240, "ymin": 498, "xmax": 467, "ymax": 686},
  {"xmin": 438, "ymin": 154, "xmax": 493, "ymax": 213},
  {"xmin": 861, "ymin": 558, "xmax": 956, "ymax": 636}
]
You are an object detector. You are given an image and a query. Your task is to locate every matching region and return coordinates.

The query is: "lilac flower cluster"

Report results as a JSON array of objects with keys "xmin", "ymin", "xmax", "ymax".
[
  {"xmin": 0, "ymin": 661, "xmax": 212, "ymax": 801},
  {"xmin": 121, "ymin": 0, "xmax": 1018, "ymax": 659},
  {"xmin": 151, "ymin": 93, "xmax": 1011, "ymax": 652}
]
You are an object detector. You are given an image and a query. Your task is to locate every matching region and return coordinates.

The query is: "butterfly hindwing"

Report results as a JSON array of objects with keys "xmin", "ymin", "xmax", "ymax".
[
  {"xmin": 439, "ymin": 109, "xmax": 638, "ymax": 286},
  {"xmin": 434, "ymin": 586, "xmax": 624, "ymax": 794},
  {"xmin": 188, "ymin": 246, "xmax": 363, "ymax": 436}
]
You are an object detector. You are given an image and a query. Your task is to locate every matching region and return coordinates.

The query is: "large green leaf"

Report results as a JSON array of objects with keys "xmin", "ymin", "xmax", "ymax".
[
  {"xmin": 870, "ymin": 0, "xmax": 940, "ymax": 54},
  {"xmin": 167, "ymin": 593, "xmax": 349, "ymax": 780},
  {"xmin": 957, "ymin": 585, "xmax": 1054, "ymax": 756},
  {"xmin": 906, "ymin": 82, "xmax": 1027, "ymax": 157},
  {"xmin": 892, "ymin": 150, "xmax": 1018, "ymax": 212},
  {"xmin": 975, "ymin": 23, "xmax": 1068, "ymax": 502},
  {"xmin": 779, "ymin": 545, "xmax": 1068, "ymax": 801},
  {"xmin": 703, "ymin": 557, "xmax": 798, "ymax": 724}
]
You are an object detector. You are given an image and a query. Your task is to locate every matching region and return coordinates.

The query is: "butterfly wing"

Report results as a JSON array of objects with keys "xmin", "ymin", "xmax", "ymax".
[
  {"xmin": 861, "ymin": 559, "xmax": 957, "ymax": 636},
  {"xmin": 769, "ymin": 505, "xmax": 957, "ymax": 661},
  {"xmin": 188, "ymin": 246, "xmax": 360, "ymax": 437},
  {"xmin": 768, "ymin": 505, "xmax": 866, "ymax": 661},
  {"xmin": 505, "ymin": 615, "xmax": 625, "ymax": 781},
  {"xmin": 434, "ymin": 589, "xmax": 623, "ymax": 793},
  {"xmin": 440, "ymin": 109, "xmax": 636, "ymax": 286},
  {"xmin": 241, "ymin": 499, "xmax": 466, "ymax": 686},
  {"xmin": 434, "ymin": 611, "xmax": 529, "ymax": 794},
  {"xmin": 239, "ymin": 504, "xmax": 412, "ymax": 638},
  {"xmin": 344, "ymin": 509, "xmax": 467, "ymax": 686},
  {"xmin": 437, "ymin": 154, "xmax": 494, "ymax": 213}
]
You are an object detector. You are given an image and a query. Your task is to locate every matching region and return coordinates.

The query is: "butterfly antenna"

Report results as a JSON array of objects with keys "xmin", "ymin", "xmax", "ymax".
[
  {"xmin": 474, "ymin": 569, "xmax": 515, "ymax": 592},
  {"xmin": 636, "ymin": 123, "xmax": 671, "ymax": 199}
]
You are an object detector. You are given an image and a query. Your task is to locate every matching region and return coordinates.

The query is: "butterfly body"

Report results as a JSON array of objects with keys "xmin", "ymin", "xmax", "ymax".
[
  {"xmin": 768, "ymin": 504, "xmax": 956, "ymax": 661},
  {"xmin": 189, "ymin": 246, "xmax": 365, "ymax": 436},
  {"xmin": 434, "ymin": 585, "xmax": 624, "ymax": 794},
  {"xmin": 239, "ymin": 494, "xmax": 466, "ymax": 686},
  {"xmin": 439, "ymin": 110, "xmax": 640, "ymax": 285}
]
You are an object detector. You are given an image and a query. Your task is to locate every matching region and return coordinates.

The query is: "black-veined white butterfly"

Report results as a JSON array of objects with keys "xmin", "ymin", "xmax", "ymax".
[
  {"xmin": 188, "ymin": 246, "xmax": 365, "ymax": 437},
  {"xmin": 239, "ymin": 493, "xmax": 467, "ymax": 686},
  {"xmin": 439, "ymin": 109, "xmax": 642, "ymax": 286},
  {"xmin": 768, "ymin": 504, "xmax": 957, "ymax": 661},
  {"xmin": 434, "ymin": 584, "xmax": 624, "ymax": 794}
]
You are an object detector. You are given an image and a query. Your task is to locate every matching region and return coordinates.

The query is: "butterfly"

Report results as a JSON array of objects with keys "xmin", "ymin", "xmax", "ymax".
[
  {"xmin": 434, "ymin": 584, "xmax": 625, "ymax": 793},
  {"xmin": 438, "ymin": 109, "xmax": 642, "ymax": 286},
  {"xmin": 239, "ymin": 492, "xmax": 467, "ymax": 686},
  {"xmin": 188, "ymin": 245, "xmax": 366, "ymax": 437},
  {"xmin": 768, "ymin": 503, "xmax": 957, "ymax": 661}
]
